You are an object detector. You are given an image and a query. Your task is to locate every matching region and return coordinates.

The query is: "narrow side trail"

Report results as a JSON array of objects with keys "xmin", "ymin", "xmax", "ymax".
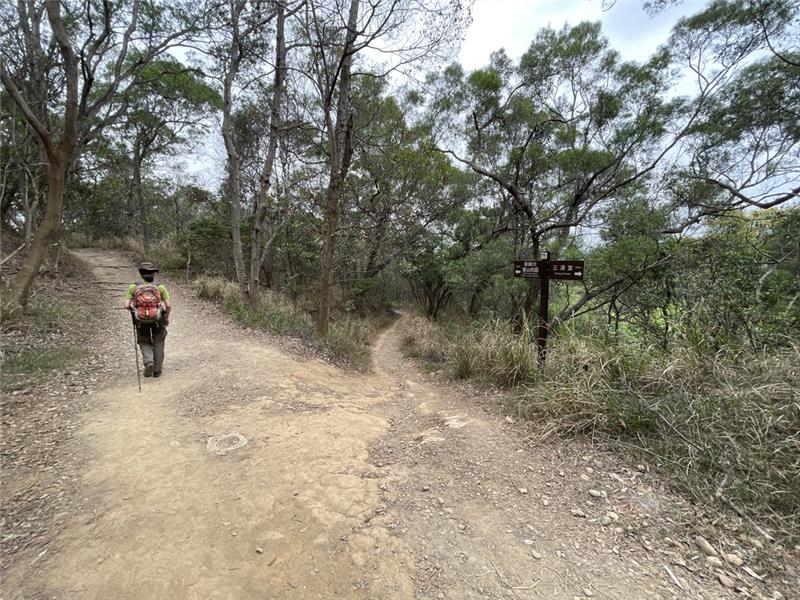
[{"xmin": 4, "ymin": 250, "xmax": 730, "ymax": 599}]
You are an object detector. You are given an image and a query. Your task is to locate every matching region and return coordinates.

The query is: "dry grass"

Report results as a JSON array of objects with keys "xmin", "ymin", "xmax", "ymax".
[
  {"xmin": 400, "ymin": 315, "xmax": 800, "ymax": 541},
  {"xmin": 194, "ymin": 275, "xmax": 380, "ymax": 368},
  {"xmin": 516, "ymin": 340, "xmax": 800, "ymax": 540},
  {"xmin": 398, "ymin": 315, "xmax": 451, "ymax": 364}
]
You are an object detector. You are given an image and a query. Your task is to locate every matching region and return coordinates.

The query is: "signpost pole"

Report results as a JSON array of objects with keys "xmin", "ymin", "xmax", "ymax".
[
  {"xmin": 537, "ymin": 251, "xmax": 550, "ymax": 367},
  {"xmin": 513, "ymin": 253, "xmax": 583, "ymax": 368}
]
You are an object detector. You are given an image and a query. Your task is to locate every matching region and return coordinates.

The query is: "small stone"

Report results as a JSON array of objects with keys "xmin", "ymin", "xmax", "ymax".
[
  {"xmin": 518, "ymin": 487, "xmax": 528, "ymax": 495},
  {"xmin": 437, "ymin": 593, "xmax": 444, "ymax": 599},
  {"xmin": 523, "ymin": 539, "xmax": 534, "ymax": 545},
  {"xmin": 718, "ymin": 573, "xmax": 735, "ymax": 589},
  {"xmin": 601, "ymin": 516, "xmax": 612, "ymax": 526},
  {"xmin": 421, "ymin": 485, "xmax": 431, "ymax": 492},
  {"xmin": 706, "ymin": 556, "xmax": 723, "ymax": 568},
  {"xmin": 256, "ymin": 547, "xmax": 264, "ymax": 554},
  {"xmin": 570, "ymin": 508, "xmax": 586, "ymax": 518},
  {"xmin": 505, "ymin": 416, "xmax": 515, "ymax": 424},
  {"xmin": 636, "ymin": 464, "xmax": 647, "ymax": 473},
  {"xmin": 583, "ymin": 588, "xmax": 594, "ymax": 597},
  {"xmin": 542, "ymin": 498, "xmax": 550, "ymax": 507},
  {"xmin": 605, "ymin": 511, "xmax": 619, "ymax": 522},
  {"xmin": 725, "ymin": 553, "xmax": 743, "ymax": 567},
  {"xmin": 586, "ymin": 467, "xmax": 594, "ymax": 474},
  {"xmin": 531, "ymin": 550, "xmax": 542, "ymax": 559},
  {"xmin": 557, "ymin": 470, "xmax": 565, "ymax": 477},
  {"xmin": 579, "ymin": 474, "xmax": 590, "ymax": 482},
  {"xmin": 695, "ymin": 535, "xmax": 717, "ymax": 557},
  {"xmin": 588, "ymin": 489, "xmax": 603, "ymax": 498},
  {"xmin": 437, "ymin": 497, "xmax": 445, "ymax": 505}
]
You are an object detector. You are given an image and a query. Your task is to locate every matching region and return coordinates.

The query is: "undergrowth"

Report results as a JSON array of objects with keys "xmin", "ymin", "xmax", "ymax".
[
  {"xmin": 401, "ymin": 314, "xmax": 800, "ymax": 542},
  {"xmin": 1, "ymin": 266, "xmax": 86, "ymax": 392},
  {"xmin": 194, "ymin": 275, "xmax": 382, "ymax": 369}
]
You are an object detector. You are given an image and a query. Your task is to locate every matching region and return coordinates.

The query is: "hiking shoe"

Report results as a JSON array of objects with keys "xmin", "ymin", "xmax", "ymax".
[
  {"xmin": 153, "ymin": 370, "xmax": 162, "ymax": 378},
  {"xmin": 144, "ymin": 363, "xmax": 154, "ymax": 377}
]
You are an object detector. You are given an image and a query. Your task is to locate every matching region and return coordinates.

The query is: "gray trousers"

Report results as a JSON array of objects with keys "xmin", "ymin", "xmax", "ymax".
[{"xmin": 137, "ymin": 325, "xmax": 168, "ymax": 371}]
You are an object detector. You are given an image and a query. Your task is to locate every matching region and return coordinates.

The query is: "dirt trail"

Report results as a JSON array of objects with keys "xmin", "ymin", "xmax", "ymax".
[{"xmin": 3, "ymin": 250, "xmax": 733, "ymax": 599}]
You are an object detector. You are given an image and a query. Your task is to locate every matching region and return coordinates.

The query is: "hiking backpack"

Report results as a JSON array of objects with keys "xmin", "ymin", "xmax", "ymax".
[{"xmin": 132, "ymin": 283, "xmax": 164, "ymax": 324}]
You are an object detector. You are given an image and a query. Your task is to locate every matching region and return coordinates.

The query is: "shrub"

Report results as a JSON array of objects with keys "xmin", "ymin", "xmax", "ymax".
[{"xmin": 194, "ymin": 275, "xmax": 379, "ymax": 368}]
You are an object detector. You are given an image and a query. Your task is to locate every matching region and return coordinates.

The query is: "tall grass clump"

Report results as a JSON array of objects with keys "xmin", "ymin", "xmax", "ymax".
[
  {"xmin": 476, "ymin": 321, "xmax": 539, "ymax": 387},
  {"xmin": 514, "ymin": 334, "xmax": 800, "ymax": 540},
  {"xmin": 194, "ymin": 275, "xmax": 380, "ymax": 368},
  {"xmin": 399, "ymin": 315, "xmax": 451, "ymax": 365}
]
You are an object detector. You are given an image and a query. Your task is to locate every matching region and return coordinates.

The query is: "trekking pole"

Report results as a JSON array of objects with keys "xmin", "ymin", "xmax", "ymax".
[{"xmin": 132, "ymin": 320, "xmax": 142, "ymax": 393}]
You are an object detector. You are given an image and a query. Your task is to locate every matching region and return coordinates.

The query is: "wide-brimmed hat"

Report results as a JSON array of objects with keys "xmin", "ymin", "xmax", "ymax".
[{"xmin": 138, "ymin": 261, "xmax": 159, "ymax": 272}]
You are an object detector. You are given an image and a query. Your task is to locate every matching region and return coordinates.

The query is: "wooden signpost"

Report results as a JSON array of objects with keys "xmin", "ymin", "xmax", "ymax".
[{"xmin": 513, "ymin": 252, "xmax": 585, "ymax": 365}]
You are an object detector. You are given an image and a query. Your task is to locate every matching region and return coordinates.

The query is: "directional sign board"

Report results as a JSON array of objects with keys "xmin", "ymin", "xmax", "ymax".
[
  {"xmin": 513, "ymin": 260, "xmax": 542, "ymax": 278},
  {"xmin": 514, "ymin": 259, "xmax": 584, "ymax": 280},
  {"xmin": 548, "ymin": 259, "xmax": 584, "ymax": 281}
]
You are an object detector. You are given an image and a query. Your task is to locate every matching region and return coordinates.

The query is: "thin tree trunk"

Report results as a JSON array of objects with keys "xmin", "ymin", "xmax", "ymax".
[
  {"xmin": 132, "ymin": 144, "xmax": 150, "ymax": 254},
  {"xmin": 315, "ymin": 0, "xmax": 360, "ymax": 338},
  {"xmin": 248, "ymin": 1, "xmax": 287, "ymax": 307},
  {"xmin": 7, "ymin": 156, "xmax": 66, "ymax": 307},
  {"xmin": 126, "ymin": 156, "xmax": 137, "ymax": 237},
  {"xmin": 517, "ymin": 235, "xmax": 541, "ymax": 333},
  {"xmin": 220, "ymin": 5, "xmax": 248, "ymax": 302}
]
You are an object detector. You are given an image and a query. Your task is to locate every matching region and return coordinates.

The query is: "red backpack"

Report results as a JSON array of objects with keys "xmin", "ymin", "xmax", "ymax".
[{"xmin": 132, "ymin": 283, "xmax": 164, "ymax": 324}]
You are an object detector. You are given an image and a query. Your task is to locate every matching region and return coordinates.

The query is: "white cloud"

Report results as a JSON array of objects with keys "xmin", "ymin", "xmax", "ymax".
[{"xmin": 459, "ymin": 0, "xmax": 709, "ymax": 70}]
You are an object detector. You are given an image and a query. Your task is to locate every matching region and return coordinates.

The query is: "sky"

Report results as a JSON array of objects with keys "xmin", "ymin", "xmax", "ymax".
[
  {"xmin": 459, "ymin": 0, "xmax": 708, "ymax": 69},
  {"xmin": 182, "ymin": 0, "xmax": 711, "ymax": 190}
]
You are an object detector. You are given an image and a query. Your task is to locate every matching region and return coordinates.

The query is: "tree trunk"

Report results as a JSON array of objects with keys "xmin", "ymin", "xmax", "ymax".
[
  {"xmin": 315, "ymin": 0, "xmax": 360, "ymax": 338},
  {"xmin": 517, "ymin": 235, "xmax": 541, "ymax": 333},
  {"xmin": 248, "ymin": 2, "xmax": 287, "ymax": 307},
  {"xmin": 132, "ymin": 144, "xmax": 150, "ymax": 254},
  {"xmin": 220, "ymin": 11, "xmax": 248, "ymax": 303},
  {"xmin": 6, "ymin": 156, "xmax": 65, "ymax": 307},
  {"xmin": 126, "ymin": 157, "xmax": 137, "ymax": 238}
]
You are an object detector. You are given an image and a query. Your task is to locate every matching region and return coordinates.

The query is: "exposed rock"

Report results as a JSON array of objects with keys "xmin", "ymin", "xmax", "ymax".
[
  {"xmin": 706, "ymin": 556, "xmax": 723, "ymax": 568},
  {"xmin": 725, "ymin": 553, "xmax": 743, "ymax": 567},
  {"xmin": 695, "ymin": 535, "xmax": 717, "ymax": 557}
]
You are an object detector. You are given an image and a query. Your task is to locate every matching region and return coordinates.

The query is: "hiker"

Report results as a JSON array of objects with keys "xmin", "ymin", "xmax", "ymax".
[{"xmin": 124, "ymin": 262, "xmax": 172, "ymax": 378}]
